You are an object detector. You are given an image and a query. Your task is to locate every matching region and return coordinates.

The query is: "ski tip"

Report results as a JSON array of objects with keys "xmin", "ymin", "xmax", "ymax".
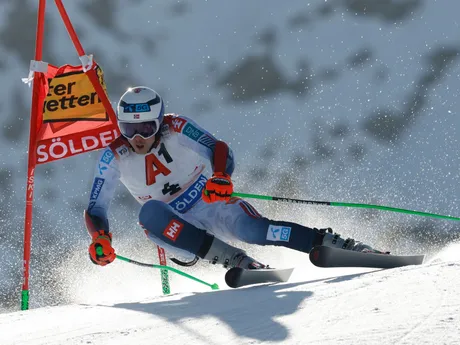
[
  {"xmin": 415, "ymin": 254, "xmax": 426, "ymax": 265},
  {"xmin": 309, "ymin": 245, "xmax": 426, "ymax": 269},
  {"xmin": 225, "ymin": 267, "xmax": 244, "ymax": 289}
]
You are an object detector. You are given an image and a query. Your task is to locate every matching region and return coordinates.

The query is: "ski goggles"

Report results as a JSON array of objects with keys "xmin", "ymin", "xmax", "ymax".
[{"xmin": 118, "ymin": 120, "xmax": 160, "ymax": 140}]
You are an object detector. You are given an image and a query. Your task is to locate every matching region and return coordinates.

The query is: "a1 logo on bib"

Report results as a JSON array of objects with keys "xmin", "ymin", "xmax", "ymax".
[{"xmin": 266, "ymin": 225, "xmax": 291, "ymax": 242}]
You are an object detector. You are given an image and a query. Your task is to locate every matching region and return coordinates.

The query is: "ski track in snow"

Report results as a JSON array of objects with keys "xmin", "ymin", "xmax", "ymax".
[{"xmin": 1, "ymin": 244, "xmax": 459, "ymax": 345}]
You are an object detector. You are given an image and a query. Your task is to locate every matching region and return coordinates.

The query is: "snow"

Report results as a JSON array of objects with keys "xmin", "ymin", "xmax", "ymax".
[
  {"xmin": 1, "ymin": 0, "xmax": 460, "ymax": 343},
  {"xmin": 1, "ymin": 243, "xmax": 459, "ymax": 345}
]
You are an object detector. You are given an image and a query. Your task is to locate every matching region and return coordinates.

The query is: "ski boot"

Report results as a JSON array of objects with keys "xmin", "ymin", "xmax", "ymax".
[
  {"xmin": 234, "ymin": 253, "xmax": 267, "ymax": 270},
  {"xmin": 202, "ymin": 235, "xmax": 267, "ymax": 269},
  {"xmin": 319, "ymin": 228, "xmax": 387, "ymax": 254}
]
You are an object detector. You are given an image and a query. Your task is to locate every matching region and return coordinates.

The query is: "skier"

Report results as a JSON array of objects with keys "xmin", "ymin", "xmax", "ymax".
[{"xmin": 84, "ymin": 86, "xmax": 382, "ymax": 269}]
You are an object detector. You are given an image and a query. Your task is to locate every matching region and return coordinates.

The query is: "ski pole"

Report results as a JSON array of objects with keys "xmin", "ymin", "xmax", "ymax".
[
  {"xmin": 116, "ymin": 254, "xmax": 219, "ymax": 290},
  {"xmin": 232, "ymin": 192, "xmax": 460, "ymax": 222}
]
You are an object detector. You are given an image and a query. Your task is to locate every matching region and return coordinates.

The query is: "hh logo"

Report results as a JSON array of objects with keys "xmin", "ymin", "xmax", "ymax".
[
  {"xmin": 163, "ymin": 220, "xmax": 184, "ymax": 242},
  {"xmin": 172, "ymin": 118, "xmax": 186, "ymax": 132}
]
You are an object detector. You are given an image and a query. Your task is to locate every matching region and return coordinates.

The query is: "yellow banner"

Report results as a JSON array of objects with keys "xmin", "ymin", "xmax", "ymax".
[{"xmin": 43, "ymin": 67, "xmax": 108, "ymax": 122}]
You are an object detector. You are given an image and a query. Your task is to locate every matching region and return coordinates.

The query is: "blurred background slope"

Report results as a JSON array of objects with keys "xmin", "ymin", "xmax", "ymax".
[{"xmin": 0, "ymin": 0, "xmax": 459, "ymax": 312}]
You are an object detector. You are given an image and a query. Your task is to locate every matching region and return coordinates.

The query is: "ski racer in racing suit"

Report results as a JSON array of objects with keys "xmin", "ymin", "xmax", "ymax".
[{"xmin": 85, "ymin": 86, "xmax": 381, "ymax": 269}]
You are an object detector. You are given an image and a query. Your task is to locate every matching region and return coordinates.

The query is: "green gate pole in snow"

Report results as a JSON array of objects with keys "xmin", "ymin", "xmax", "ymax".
[
  {"xmin": 156, "ymin": 246, "xmax": 170, "ymax": 295},
  {"xmin": 232, "ymin": 192, "xmax": 460, "ymax": 222},
  {"xmin": 116, "ymin": 254, "xmax": 219, "ymax": 290}
]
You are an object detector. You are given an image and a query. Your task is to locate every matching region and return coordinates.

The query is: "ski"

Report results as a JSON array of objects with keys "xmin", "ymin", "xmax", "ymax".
[
  {"xmin": 309, "ymin": 245, "xmax": 425, "ymax": 269},
  {"xmin": 225, "ymin": 267, "xmax": 294, "ymax": 288}
]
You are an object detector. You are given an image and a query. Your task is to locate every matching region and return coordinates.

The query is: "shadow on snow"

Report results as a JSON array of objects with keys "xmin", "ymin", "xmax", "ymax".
[{"xmin": 110, "ymin": 270, "xmax": 376, "ymax": 342}]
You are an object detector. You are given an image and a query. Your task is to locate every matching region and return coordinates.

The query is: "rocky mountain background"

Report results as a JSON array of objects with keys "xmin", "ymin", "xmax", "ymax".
[{"xmin": 1, "ymin": 0, "xmax": 459, "ymax": 312}]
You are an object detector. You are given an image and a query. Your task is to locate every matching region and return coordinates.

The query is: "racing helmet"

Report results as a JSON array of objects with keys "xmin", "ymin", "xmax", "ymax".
[{"xmin": 116, "ymin": 86, "xmax": 165, "ymax": 139}]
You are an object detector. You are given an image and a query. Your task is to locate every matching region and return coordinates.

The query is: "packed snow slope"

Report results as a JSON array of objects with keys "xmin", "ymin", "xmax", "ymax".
[
  {"xmin": 1, "ymin": 0, "xmax": 459, "ymax": 315},
  {"xmin": 1, "ymin": 244, "xmax": 459, "ymax": 345}
]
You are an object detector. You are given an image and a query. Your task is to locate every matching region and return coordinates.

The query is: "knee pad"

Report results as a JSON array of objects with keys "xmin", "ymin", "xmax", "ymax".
[
  {"xmin": 139, "ymin": 200, "xmax": 174, "ymax": 230},
  {"xmin": 233, "ymin": 216, "xmax": 271, "ymax": 244},
  {"xmin": 139, "ymin": 200, "xmax": 209, "ymax": 256}
]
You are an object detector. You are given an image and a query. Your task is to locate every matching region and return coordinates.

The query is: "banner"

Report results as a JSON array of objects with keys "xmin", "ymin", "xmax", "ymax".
[
  {"xmin": 34, "ymin": 63, "xmax": 119, "ymax": 164},
  {"xmin": 22, "ymin": 0, "xmax": 121, "ymax": 311}
]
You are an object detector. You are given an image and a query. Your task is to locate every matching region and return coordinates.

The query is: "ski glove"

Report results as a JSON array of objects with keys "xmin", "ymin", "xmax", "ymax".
[
  {"xmin": 88, "ymin": 230, "xmax": 116, "ymax": 266},
  {"xmin": 202, "ymin": 172, "xmax": 233, "ymax": 203}
]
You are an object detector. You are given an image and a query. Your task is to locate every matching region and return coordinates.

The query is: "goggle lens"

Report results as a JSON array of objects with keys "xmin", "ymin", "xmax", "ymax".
[{"xmin": 119, "ymin": 120, "xmax": 159, "ymax": 139}]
